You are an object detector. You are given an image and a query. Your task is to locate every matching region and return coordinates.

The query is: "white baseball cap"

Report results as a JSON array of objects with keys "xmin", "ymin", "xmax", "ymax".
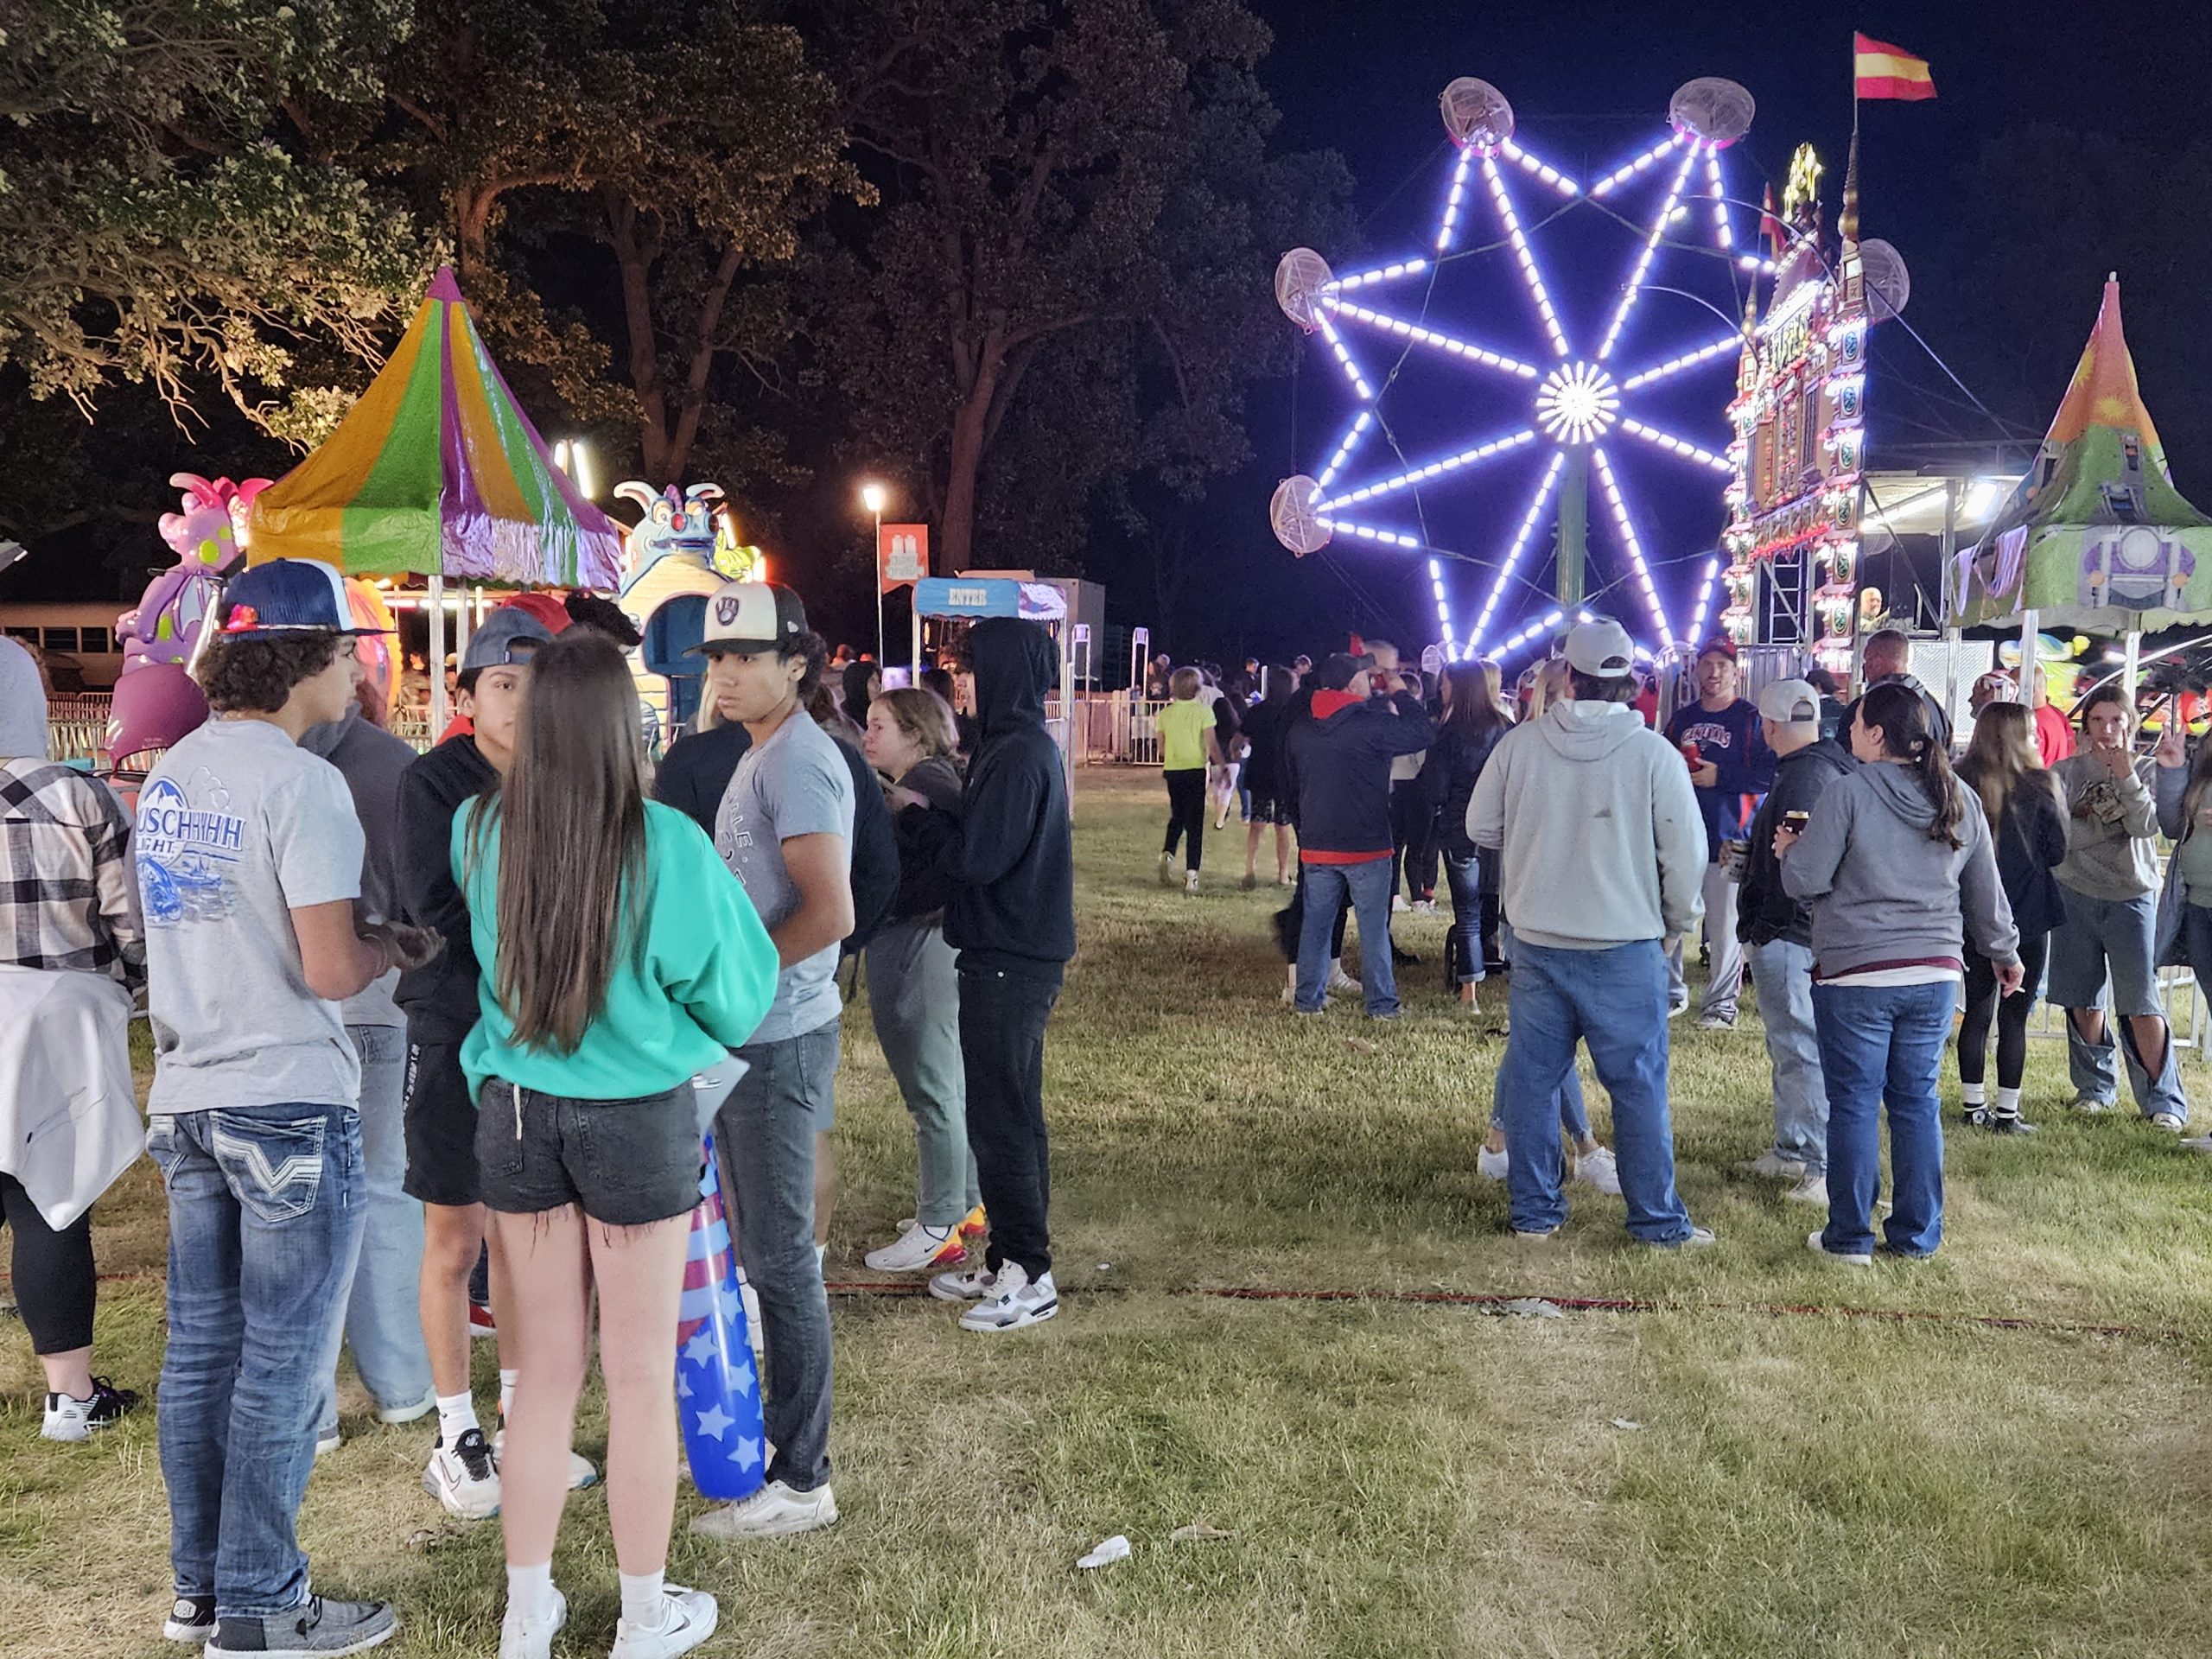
[
  {"xmin": 1756, "ymin": 677, "xmax": 1821, "ymax": 724},
  {"xmin": 1562, "ymin": 618, "xmax": 1635, "ymax": 677},
  {"xmin": 689, "ymin": 582, "xmax": 809, "ymax": 655}
]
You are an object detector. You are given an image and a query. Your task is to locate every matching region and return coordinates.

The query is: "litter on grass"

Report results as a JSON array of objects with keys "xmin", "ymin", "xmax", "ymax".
[
  {"xmin": 1077, "ymin": 1535, "xmax": 1131, "ymax": 1569},
  {"xmin": 1493, "ymin": 1298, "xmax": 1565, "ymax": 1319},
  {"xmin": 1171, "ymin": 1523, "xmax": 1236, "ymax": 1542},
  {"xmin": 1611, "ymin": 1418, "xmax": 1645, "ymax": 1432}
]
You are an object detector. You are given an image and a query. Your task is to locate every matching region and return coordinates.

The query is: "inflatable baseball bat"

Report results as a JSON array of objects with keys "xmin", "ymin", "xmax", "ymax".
[{"xmin": 677, "ymin": 1129, "xmax": 766, "ymax": 1502}]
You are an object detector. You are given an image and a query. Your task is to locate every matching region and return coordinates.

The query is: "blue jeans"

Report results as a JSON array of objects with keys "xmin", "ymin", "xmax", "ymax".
[
  {"xmin": 1489, "ymin": 1065, "xmax": 1591, "ymax": 1143},
  {"xmin": 320, "ymin": 1026, "xmax": 429, "ymax": 1434},
  {"xmin": 149, "ymin": 1102, "xmax": 365, "ymax": 1618},
  {"xmin": 1494, "ymin": 940, "xmax": 1694, "ymax": 1241},
  {"xmin": 1746, "ymin": 940, "xmax": 1827, "ymax": 1174},
  {"xmin": 2047, "ymin": 887, "xmax": 2190, "ymax": 1122},
  {"xmin": 1812, "ymin": 979, "xmax": 1955, "ymax": 1257},
  {"xmin": 713, "ymin": 1023, "xmax": 837, "ymax": 1494},
  {"xmin": 1296, "ymin": 860, "xmax": 1397, "ymax": 1014}
]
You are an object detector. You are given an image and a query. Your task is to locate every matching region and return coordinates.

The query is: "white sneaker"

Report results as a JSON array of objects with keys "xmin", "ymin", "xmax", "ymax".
[
  {"xmin": 491, "ymin": 1418, "xmax": 600, "ymax": 1491},
  {"xmin": 376, "ymin": 1386, "xmax": 437, "ymax": 1427},
  {"xmin": 2181, "ymin": 1135, "xmax": 2212, "ymax": 1153},
  {"xmin": 1808, "ymin": 1230, "xmax": 1871, "ymax": 1267},
  {"xmin": 690, "ymin": 1480, "xmax": 839, "ymax": 1541},
  {"xmin": 1328, "ymin": 967, "xmax": 1361, "ymax": 995},
  {"xmin": 1391, "ymin": 894, "xmax": 1409, "ymax": 913},
  {"xmin": 958, "ymin": 1263, "xmax": 1060, "ymax": 1332},
  {"xmin": 1695, "ymin": 1012, "xmax": 1735, "ymax": 1031},
  {"xmin": 1156, "ymin": 851, "xmax": 1173, "ymax": 886},
  {"xmin": 499, "ymin": 1586, "xmax": 566, "ymax": 1659},
  {"xmin": 1572, "ymin": 1146, "xmax": 1622, "ymax": 1195},
  {"xmin": 1737, "ymin": 1150, "xmax": 1808, "ymax": 1180},
  {"xmin": 2150, "ymin": 1111, "xmax": 2186, "ymax": 1131},
  {"xmin": 42, "ymin": 1377, "xmax": 138, "ymax": 1442},
  {"xmin": 609, "ymin": 1586, "xmax": 717, "ymax": 1658},
  {"xmin": 1411, "ymin": 899, "xmax": 1437, "ymax": 915},
  {"xmin": 314, "ymin": 1427, "xmax": 341, "ymax": 1459},
  {"xmin": 864, "ymin": 1218, "xmax": 966, "ymax": 1273},
  {"xmin": 928, "ymin": 1262, "xmax": 998, "ymax": 1302},
  {"xmin": 1784, "ymin": 1172, "xmax": 1828, "ymax": 1205},
  {"xmin": 1476, "ymin": 1143, "xmax": 1509, "ymax": 1181},
  {"xmin": 423, "ymin": 1428, "xmax": 501, "ymax": 1520},
  {"xmin": 1183, "ymin": 868, "xmax": 1200, "ymax": 895},
  {"xmin": 2068, "ymin": 1095, "xmax": 2114, "ymax": 1114}
]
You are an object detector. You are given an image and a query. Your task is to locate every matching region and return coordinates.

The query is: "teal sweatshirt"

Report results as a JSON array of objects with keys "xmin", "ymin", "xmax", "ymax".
[{"xmin": 453, "ymin": 799, "xmax": 779, "ymax": 1101}]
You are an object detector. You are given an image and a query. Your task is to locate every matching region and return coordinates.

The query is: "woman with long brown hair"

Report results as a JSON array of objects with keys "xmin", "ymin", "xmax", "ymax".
[
  {"xmin": 1428, "ymin": 659, "xmax": 1513, "ymax": 999},
  {"xmin": 454, "ymin": 631, "xmax": 778, "ymax": 1659},
  {"xmin": 1954, "ymin": 702, "xmax": 2069, "ymax": 1133}
]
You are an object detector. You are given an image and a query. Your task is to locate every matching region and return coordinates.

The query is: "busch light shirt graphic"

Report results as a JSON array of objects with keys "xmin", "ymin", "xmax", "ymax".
[{"xmin": 136, "ymin": 720, "xmax": 366, "ymax": 1114}]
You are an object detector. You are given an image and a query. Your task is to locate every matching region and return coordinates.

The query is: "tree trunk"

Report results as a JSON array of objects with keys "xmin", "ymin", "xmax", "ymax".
[
  {"xmin": 940, "ymin": 361, "xmax": 997, "ymax": 573},
  {"xmin": 603, "ymin": 196, "xmax": 670, "ymax": 483}
]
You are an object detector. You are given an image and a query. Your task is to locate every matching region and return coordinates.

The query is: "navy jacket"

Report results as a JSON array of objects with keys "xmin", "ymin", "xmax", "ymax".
[
  {"xmin": 1665, "ymin": 696, "xmax": 1775, "ymax": 861},
  {"xmin": 1281, "ymin": 689, "xmax": 1435, "ymax": 858},
  {"xmin": 1422, "ymin": 719, "xmax": 1510, "ymax": 860}
]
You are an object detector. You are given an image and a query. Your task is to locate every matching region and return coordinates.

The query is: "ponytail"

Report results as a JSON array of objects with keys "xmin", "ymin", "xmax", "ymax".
[{"xmin": 1860, "ymin": 680, "xmax": 1965, "ymax": 849}]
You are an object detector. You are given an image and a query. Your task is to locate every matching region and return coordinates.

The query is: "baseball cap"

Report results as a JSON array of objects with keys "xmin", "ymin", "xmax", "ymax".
[
  {"xmin": 1562, "ymin": 618, "xmax": 1634, "ymax": 677},
  {"xmin": 461, "ymin": 607, "xmax": 554, "ymax": 674},
  {"xmin": 1695, "ymin": 635, "xmax": 1738, "ymax": 663},
  {"xmin": 218, "ymin": 559, "xmax": 388, "ymax": 638},
  {"xmin": 1757, "ymin": 677, "xmax": 1821, "ymax": 724},
  {"xmin": 1974, "ymin": 670, "xmax": 2018, "ymax": 702},
  {"xmin": 1316, "ymin": 652, "xmax": 1368, "ymax": 691},
  {"xmin": 690, "ymin": 581, "xmax": 809, "ymax": 655}
]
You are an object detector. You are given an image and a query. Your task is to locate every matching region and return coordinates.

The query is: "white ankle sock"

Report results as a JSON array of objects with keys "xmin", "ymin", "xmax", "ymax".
[
  {"xmin": 498, "ymin": 1370, "xmax": 518, "ymax": 1422},
  {"xmin": 1995, "ymin": 1085, "xmax": 2022, "ymax": 1118},
  {"xmin": 435, "ymin": 1391, "xmax": 478, "ymax": 1447},
  {"xmin": 506, "ymin": 1560, "xmax": 555, "ymax": 1627},
  {"xmin": 1960, "ymin": 1082, "xmax": 1986, "ymax": 1108},
  {"xmin": 620, "ymin": 1570, "xmax": 669, "ymax": 1630}
]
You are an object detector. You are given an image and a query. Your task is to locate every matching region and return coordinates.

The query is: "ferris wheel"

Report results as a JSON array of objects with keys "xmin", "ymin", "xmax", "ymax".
[{"xmin": 1272, "ymin": 76, "xmax": 1768, "ymax": 662}]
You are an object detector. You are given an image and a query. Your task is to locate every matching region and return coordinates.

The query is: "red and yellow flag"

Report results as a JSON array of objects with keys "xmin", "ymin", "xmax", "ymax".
[{"xmin": 1854, "ymin": 33, "xmax": 1936, "ymax": 101}]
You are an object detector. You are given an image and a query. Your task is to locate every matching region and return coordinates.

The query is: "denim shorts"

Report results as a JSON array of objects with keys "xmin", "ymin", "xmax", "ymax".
[{"xmin": 475, "ymin": 1079, "xmax": 702, "ymax": 1226}]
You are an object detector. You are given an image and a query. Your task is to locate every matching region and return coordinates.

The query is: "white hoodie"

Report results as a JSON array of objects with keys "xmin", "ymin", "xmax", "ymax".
[{"xmin": 1466, "ymin": 700, "xmax": 1707, "ymax": 950}]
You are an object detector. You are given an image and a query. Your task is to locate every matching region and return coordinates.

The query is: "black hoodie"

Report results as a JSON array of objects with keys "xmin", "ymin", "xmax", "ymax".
[
  {"xmin": 900, "ymin": 617, "xmax": 1074, "ymax": 979},
  {"xmin": 1736, "ymin": 736, "xmax": 1854, "ymax": 948},
  {"xmin": 394, "ymin": 733, "xmax": 498, "ymax": 1041},
  {"xmin": 1281, "ymin": 686, "xmax": 1435, "ymax": 857}
]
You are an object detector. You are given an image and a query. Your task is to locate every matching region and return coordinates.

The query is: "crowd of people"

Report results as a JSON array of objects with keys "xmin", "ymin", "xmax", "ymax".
[
  {"xmin": 7, "ymin": 576, "xmax": 2212, "ymax": 1655},
  {"xmin": 0, "ymin": 558, "xmax": 1071, "ymax": 1657}
]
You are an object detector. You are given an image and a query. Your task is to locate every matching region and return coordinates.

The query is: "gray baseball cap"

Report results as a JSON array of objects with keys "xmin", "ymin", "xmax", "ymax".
[{"xmin": 461, "ymin": 607, "xmax": 554, "ymax": 674}]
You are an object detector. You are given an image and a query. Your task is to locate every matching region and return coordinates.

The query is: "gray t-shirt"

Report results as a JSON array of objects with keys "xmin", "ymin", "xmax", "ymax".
[
  {"xmin": 713, "ymin": 711, "xmax": 855, "ymax": 1044},
  {"xmin": 137, "ymin": 719, "xmax": 365, "ymax": 1113}
]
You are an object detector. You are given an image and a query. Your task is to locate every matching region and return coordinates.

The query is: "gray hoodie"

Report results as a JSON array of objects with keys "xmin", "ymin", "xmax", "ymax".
[
  {"xmin": 1466, "ymin": 699, "xmax": 1706, "ymax": 950},
  {"xmin": 301, "ymin": 707, "xmax": 419, "ymax": 1027},
  {"xmin": 1780, "ymin": 762, "xmax": 2018, "ymax": 978}
]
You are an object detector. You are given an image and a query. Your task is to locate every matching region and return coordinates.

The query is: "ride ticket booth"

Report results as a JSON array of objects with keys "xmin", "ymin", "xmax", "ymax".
[{"xmin": 912, "ymin": 575, "xmax": 1074, "ymax": 810}]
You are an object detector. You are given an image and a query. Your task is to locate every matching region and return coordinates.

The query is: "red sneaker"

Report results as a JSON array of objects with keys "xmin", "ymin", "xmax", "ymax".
[{"xmin": 468, "ymin": 1301, "xmax": 497, "ymax": 1339}]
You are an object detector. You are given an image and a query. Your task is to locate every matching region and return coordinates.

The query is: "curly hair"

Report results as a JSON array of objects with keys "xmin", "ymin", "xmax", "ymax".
[{"xmin": 193, "ymin": 632, "xmax": 348, "ymax": 714}]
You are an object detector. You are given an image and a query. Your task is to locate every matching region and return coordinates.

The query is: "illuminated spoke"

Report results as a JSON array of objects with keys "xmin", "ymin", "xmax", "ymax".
[
  {"xmin": 1313, "ymin": 312, "xmax": 1373, "ymax": 400},
  {"xmin": 1619, "ymin": 335, "xmax": 1741, "ymax": 390},
  {"xmin": 1435, "ymin": 149, "xmax": 1477, "ymax": 255},
  {"xmin": 1318, "ymin": 429, "xmax": 1539, "ymax": 511},
  {"xmin": 1498, "ymin": 138, "xmax": 1580, "ymax": 198},
  {"xmin": 1590, "ymin": 447, "xmax": 1673, "ymax": 644},
  {"xmin": 1430, "ymin": 557, "xmax": 1459, "ymax": 659},
  {"xmin": 1320, "ymin": 296, "xmax": 1540, "ymax": 379},
  {"xmin": 1681, "ymin": 555, "xmax": 1722, "ymax": 648},
  {"xmin": 1494, "ymin": 608, "xmax": 1567, "ymax": 660},
  {"xmin": 1468, "ymin": 452, "xmax": 1568, "ymax": 652},
  {"xmin": 1703, "ymin": 148, "xmax": 1733, "ymax": 250},
  {"xmin": 1596, "ymin": 140, "xmax": 1703, "ymax": 361},
  {"xmin": 1312, "ymin": 515, "xmax": 1425, "ymax": 550},
  {"xmin": 1325, "ymin": 259, "xmax": 1430, "ymax": 294},
  {"xmin": 1482, "ymin": 156, "xmax": 1570, "ymax": 357},
  {"xmin": 1589, "ymin": 134, "xmax": 1685, "ymax": 198},
  {"xmin": 1315, "ymin": 410, "xmax": 1376, "ymax": 491},
  {"xmin": 1619, "ymin": 417, "xmax": 1732, "ymax": 474}
]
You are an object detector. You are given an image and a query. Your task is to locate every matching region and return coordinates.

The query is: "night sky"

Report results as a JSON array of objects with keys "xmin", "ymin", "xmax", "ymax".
[{"xmin": 1216, "ymin": 0, "xmax": 2212, "ymax": 663}]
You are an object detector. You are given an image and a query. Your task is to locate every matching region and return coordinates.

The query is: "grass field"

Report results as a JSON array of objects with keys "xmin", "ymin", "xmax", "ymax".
[{"xmin": 4, "ymin": 768, "xmax": 2211, "ymax": 1658}]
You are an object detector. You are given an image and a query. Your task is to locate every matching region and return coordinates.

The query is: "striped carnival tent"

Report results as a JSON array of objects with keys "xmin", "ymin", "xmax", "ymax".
[{"xmin": 247, "ymin": 268, "xmax": 623, "ymax": 588}]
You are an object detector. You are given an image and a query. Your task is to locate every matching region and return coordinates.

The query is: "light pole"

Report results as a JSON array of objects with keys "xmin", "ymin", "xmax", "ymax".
[{"xmin": 860, "ymin": 480, "xmax": 888, "ymax": 666}]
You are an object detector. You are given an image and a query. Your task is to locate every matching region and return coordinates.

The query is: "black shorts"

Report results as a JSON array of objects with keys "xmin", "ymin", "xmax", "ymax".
[
  {"xmin": 403, "ymin": 1038, "xmax": 481, "ymax": 1209},
  {"xmin": 476, "ymin": 1079, "xmax": 703, "ymax": 1226},
  {"xmin": 1246, "ymin": 791, "xmax": 1288, "ymax": 825}
]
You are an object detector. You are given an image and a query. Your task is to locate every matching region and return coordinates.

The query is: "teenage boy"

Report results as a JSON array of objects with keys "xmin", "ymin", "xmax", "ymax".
[
  {"xmin": 1469, "ymin": 619, "xmax": 1711, "ymax": 1249},
  {"xmin": 138, "ymin": 559, "xmax": 439, "ymax": 1656},
  {"xmin": 1663, "ymin": 637, "xmax": 1774, "ymax": 1028},
  {"xmin": 900, "ymin": 618, "xmax": 1076, "ymax": 1332},
  {"xmin": 301, "ymin": 682, "xmax": 435, "ymax": 1452},
  {"xmin": 687, "ymin": 582, "xmax": 855, "ymax": 1541},
  {"xmin": 394, "ymin": 606, "xmax": 588, "ymax": 1522},
  {"xmin": 1732, "ymin": 679, "xmax": 1854, "ymax": 1205}
]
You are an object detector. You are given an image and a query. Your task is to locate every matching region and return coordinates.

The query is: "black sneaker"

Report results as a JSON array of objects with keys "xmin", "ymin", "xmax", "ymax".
[
  {"xmin": 1987, "ymin": 1114, "xmax": 2038, "ymax": 1135},
  {"xmin": 207, "ymin": 1595, "xmax": 397, "ymax": 1656},
  {"xmin": 41, "ymin": 1376, "xmax": 139, "ymax": 1441},
  {"xmin": 163, "ymin": 1595, "xmax": 216, "ymax": 1643},
  {"xmin": 1960, "ymin": 1104, "xmax": 1989, "ymax": 1128}
]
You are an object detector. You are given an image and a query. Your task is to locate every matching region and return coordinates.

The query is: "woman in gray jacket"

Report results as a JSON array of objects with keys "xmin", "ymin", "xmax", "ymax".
[
  {"xmin": 863, "ymin": 688, "xmax": 982, "ymax": 1272},
  {"xmin": 1777, "ymin": 683, "xmax": 2021, "ymax": 1266}
]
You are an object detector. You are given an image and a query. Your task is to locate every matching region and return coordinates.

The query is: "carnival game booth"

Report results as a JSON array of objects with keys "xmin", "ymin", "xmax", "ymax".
[
  {"xmin": 247, "ymin": 269, "xmax": 626, "ymax": 737},
  {"xmin": 912, "ymin": 575, "xmax": 1074, "ymax": 807}
]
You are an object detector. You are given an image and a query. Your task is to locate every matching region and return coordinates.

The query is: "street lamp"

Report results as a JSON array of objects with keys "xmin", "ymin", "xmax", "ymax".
[{"xmin": 859, "ymin": 480, "xmax": 889, "ymax": 665}]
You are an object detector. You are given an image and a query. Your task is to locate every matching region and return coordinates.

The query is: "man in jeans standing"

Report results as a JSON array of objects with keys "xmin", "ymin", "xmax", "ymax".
[
  {"xmin": 137, "ymin": 560, "xmax": 438, "ymax": 1656},
  {"xmin": 1469, "ymin": 620, "xmax": 1713, "ymax": 1248},
  {"xmin": 1732, "ymin": 679, "xmax": 1853, "ymax": 1206},
  {"xmin": 902, "ymin": 618, "xmax": 1076, "ymax": 1332},
  {"xmin": 690, "ymin": 582, "xmax": 855, "ymax": 1542},
  {"xmin": 1281, "ymin": 652, "xmax": 1434, "ymax": 1016},
  {"xmin": 1663, "ymin": 637, "xmax": 1774, "ymax": 1028}
]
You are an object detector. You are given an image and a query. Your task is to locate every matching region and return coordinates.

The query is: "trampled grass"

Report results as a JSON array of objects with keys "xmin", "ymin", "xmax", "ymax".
[{"xmin": 4, "ymin": 769, "xmax": 2210, "ymax": 1656}]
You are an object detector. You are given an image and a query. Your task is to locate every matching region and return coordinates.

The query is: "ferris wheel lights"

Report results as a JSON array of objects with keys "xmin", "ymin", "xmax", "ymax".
[
  {"xmin": 1313, "ymin": 312, "xmax": 1373, "ymax": 400},
  {"xmin": 1323, "ymin": 297, "xmax": 1541, "ymax": 378},
  {"xmin": 1316, "ymin": 409, "xmax": 1375, "ymax": 491},
  {"xmin": 1468, "ymin": 453, "xmax": 1569, "ymax": 652},
  {"xmin": 1314, "ymin": 517, "xmax": 1422, "ymax": 550},
  {"xmin": 1499, "ymin": 138, "xmax": 1581, "ymax": 197},
  {"xmin": 1590, "ymin": 136, "xmax": 1685, "ymax": 198},
  {"xmin": 1315, "ymin": 429, "xmax": 1539, "ymax": 512},
  {"xmin": 1436, "ymin": 149, "xmax": 1477, "ymax": 253},
  {"xmin": 1590, "ymin": 447, "xmax": 1675, "ymax": 644},
  {"xmin": 1620, "ymin": 335, "xmax": 1740, "ymax": 390},
  {"xmin": 1329, "ymin": 259, "xmax": 1429, "ymax": 293},
  {"xmin": 1619, "ymin": 418, "xmax": 1732, "ymax": 473}
]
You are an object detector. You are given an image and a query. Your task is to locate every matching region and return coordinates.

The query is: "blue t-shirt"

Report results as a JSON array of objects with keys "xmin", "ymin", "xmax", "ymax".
[
  {"xmin": 712, "ymin": 711, "xmax": 855, "ymax": 1044},
  {"xmin": 1664, "ymin": 696, "xmax": 1773, "ymax": 861}
]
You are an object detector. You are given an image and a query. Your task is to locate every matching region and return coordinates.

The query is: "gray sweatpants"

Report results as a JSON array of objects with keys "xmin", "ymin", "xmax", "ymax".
[{"xmin": 866, "ymin": 919, "xmax": 979, "ymax": 1227}]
